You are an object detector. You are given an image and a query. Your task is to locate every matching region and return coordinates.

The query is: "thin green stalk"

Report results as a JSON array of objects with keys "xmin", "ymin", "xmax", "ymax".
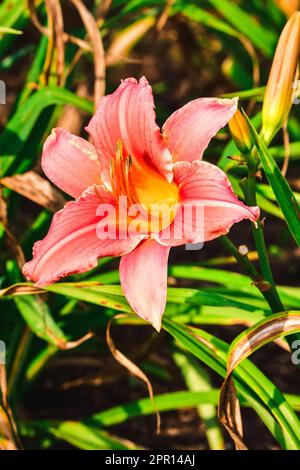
[
  {"xmin": 25, "ymin": 345, "xmax": 58, "ymax": 382},
  {"xmin": 8, "ymin": 327, "xmax": 33, "ymax": 401},
  {"xmin": 241, "ymin": 171, "xmax": 284, "ymax": 312},
  {"xmin": 219, "ymin": 234, "xmax": 282, "ymax": 313},
  {"xmin": 219, "ymin": 235, "xmax": 261, "ymax": 282},
  {"xmin": 221, "ymin": 170, "xmax": 300, "ymax": 349}
]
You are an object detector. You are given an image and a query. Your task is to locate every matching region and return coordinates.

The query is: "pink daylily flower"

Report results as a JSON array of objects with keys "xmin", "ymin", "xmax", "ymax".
[{"xmin": 23, "ymin": 77, "xmax": 259, "ymax": 331}]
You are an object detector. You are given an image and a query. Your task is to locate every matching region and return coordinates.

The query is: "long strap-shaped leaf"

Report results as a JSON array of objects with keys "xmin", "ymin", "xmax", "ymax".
[
  {"xmin": 206, "ymin": 0, "xmax": 276, "ymax": 56},
  {"xmin": 220, "ymin": 311, "xmax": 300, "ymax": 450},
  {"xmin": 0, "ymin": 281, "xmax": 268, "ymax": 314},
  {"xmin": 228, "ymin": 311, "xmax": 300, "ymax": 374},
  {"xmin": 163, "ymin": 317, "xmax": 300, "ymax": 450},
  {"xmin": 243, "ymin": 111, "xmax": 300, "ymax": 247},
  {"xmin": 0, "ymin": 87, "xmax": 94, "ymax": 175}
]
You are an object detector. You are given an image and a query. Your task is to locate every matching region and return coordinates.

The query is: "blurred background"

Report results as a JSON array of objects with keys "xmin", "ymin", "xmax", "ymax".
[{"xmin": 0, "ymin": 0, "xmax": 300, "ymax": 450}]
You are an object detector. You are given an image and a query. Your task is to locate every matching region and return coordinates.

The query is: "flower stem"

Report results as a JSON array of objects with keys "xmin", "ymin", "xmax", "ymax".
[
  {"xmin": 241, "ymin": 172, "xmax": 284, "ymax": 312},
  {"xmin": 219, "ymin": 235, "xmax": 260, "ymax": 282},
  {"xmin": 222, "ymin": 171, "xmax": 300, "ymax": 351},
  {"xmin": 219, "ymin": 235, "xmax": 283, "ymax": 313},
  {"xmin": 8, "ymin": 327, "xmax": 32, "ymax": 401}
]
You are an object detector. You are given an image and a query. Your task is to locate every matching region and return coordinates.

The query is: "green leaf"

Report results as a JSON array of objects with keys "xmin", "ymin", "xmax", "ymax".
[
  {"xmin": 0, "ymin": 87, "xmax": 93, "ymax": 175},
  {"xmin": 228, "ymin": 311, "xmax": 300, "ymax": 373},
  {"xmin": 269, "ymin": 142, "xmax": 300, "ymax": 161},
  {"xmin": 90, "ymin": 390, "xmax": 220, "ymax": 427},
  {"xmin": 244, "ymin": 112, "xmax": 300, "ymax": 247},
  {"xmin": 45, "ymin": 421, "xmax": 141, "ymax": 450},
  {"xmin": 257, "ymin": 182, "xmax": 300, "ymax": 207},
  {"xmin": 0, "ymin": 45, "xmax": 34, "ymax": 71},
  {"xmin": 14, "ymin": 295, "xmax": 68, "ymax": 347},
  {"xmin": 89, "ymin": 390, "xmax": 300, "ymax": 427},
  {"xmin": 169, "ymin": 265, "xmax": 300, "ymax": 309},
  {"xmin": 29, "ymin": 389, "xmax": 300, "ymax": 434},
  {"xmin": 23, "ymin": 387, "xmax": 300, "ymax": 450},
  {"xmin": 163, "ymin": 318, "xmax": 300, "ymax": 449},
  {"xmin": 0, "ymin": 27, "xmax": 22, "ymax": 35},
  {"xmin": 45, "ymin": 283, "xmax": 133, "ymax": 313},
  {"xmin": 220, "ymin": 310, "xmax": 300, "ymax": 448},
  {"xmin": 229, "ymin": 174, "xmax": 284, "ymax": 220},
  {"xmin": 25, "ymin": 344, "xmax": 58, "ymax": 382},
  {"xmin": 0, "ymin": 0, "xmax": 28, "ymax": 25},
  {"xmin": 206, "ymin": 0, "xmax": 276, "ymax": 56},
  {"xmin": 173, "ymin": 348, "xmax": 224, "ymax": 450},
  {"xmin": 0, "ymin": 0, "xmax": 32, "ymax": 59},
  {"xmin": 222, "ymin": 86, "xmax": 265, "ymax": 100},
  {"xmin": 173, "ymin": 1, "xmax": 238, "ymax": 37},
  {"xmin": 43, "ymin": 282, "xmax": 264, "ymax": 314},
  {"xmin": 16, "ymin": 36, "xmax": 48, "ymax": 106},
  {"xmin": 170, "ymin": 305, "xmax": 263, "ymax": 327}
]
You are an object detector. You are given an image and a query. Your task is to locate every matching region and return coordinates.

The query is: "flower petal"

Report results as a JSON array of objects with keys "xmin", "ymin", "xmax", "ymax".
[
  {"xmin": 23, "ymin": 186, "xmax": 142, "ymax": 286},
  {"xmin": 42, "ymin": 128, "xmax": 101, "ymax": 198},
  {"xmin": 86, "ymin": 77, "xmax": 173, "ymax": 185},
  {"xmin": 162, "ymin": 97, "xmax": 238, "ymax": 162},
  {"xmin": 157, "ymin": 161, "xmax": 259, "ymax": 246},
  {"xmin": 119, "ymin": 239, "xmax": 170, "ymax": 331}
]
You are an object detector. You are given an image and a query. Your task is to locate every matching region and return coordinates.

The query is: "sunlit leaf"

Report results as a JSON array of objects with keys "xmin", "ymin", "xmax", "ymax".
[{"xmin": 244, "ymin": 111, "xmax": 300, "ymax": 247}]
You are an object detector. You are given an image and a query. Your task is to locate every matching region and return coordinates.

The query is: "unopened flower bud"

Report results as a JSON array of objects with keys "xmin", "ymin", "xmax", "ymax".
[
  {"xmin": 275, "ymin": 0, "xmax": 299, "ymax": 18},
  {"xmin": 262, "ymin": 12, "xmax": 300, "ymax": 144},
  {"xmin": 229, "ymin": 109, "xmax": 253, "ymax": 154}
]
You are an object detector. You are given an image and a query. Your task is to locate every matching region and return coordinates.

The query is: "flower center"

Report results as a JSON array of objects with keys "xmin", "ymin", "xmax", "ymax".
[{"xmin": 110, "ymin": 141, "xmax": 178, "ymax": 233}]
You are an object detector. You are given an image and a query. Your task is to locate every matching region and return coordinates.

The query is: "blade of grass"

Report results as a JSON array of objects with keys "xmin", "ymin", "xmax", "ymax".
[
  {"xmin": 163, "ymin": 317, "xmax": 300, "ymax": 449},
  {"xmin": 173, "ymin": 348, "xmax": 224, "ymax": 450},
  {"xmin": 0, "ymin": 87, "xmax": 93, "ymax": 175},
  {"xmin": 206, "ymin": 0, "xmax": 276, "ymax": 56},
  {"xmin": 243, "ymin": 111, "xmax": 300, "ymax": 247}
]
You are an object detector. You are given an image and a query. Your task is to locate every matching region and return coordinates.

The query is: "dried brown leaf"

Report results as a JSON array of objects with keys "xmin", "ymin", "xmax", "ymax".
[
  {"xmin": 156, "ymin": 0, "xmax": 175, "ymax": 32},
  {"xmin": 0, "ymin": 191, "xmax": 25, "ymax": 269},
  {"xmin": 106, "ymin": 314, "xmax": 161, "ymax": 433},
  {"xmin": 218, "ymin": 377, "xmax": 247, "ymax": 450},
  {"xmin": 1, "ymin": 171, "xmax": 66, "ymax": 212},
  {"xmin": 219, "ymin": 312, "xmax": 300, "ymax": 449},
  {"xmin": 56, "ymin": 82, "xmax": 89, "ymax": 135},
  {"xmin": 0, "ymin": 366, "xmax": 20, "ymax": 450},
  {"xmin": 227, "ymin": 312, "xmax": 300, "ymax": 374},
  {"xmin": 70, "ymin": 0, "xmax": 106, "ymax": 105},
  {"xmin": 106, "ymin": 17, "xmax": 154, "ymax": 66},
  {"xmin": 27, "ymin": 0, "xmax": 93, "ymax": 51},
  {"xmin": 46, "ymin": 0, "xmax": 65, "ymax": 85},
  {"xmin": 0, "ymin": 408, "xmax": 17, "ymax": 450},
  {"xmin": 56, "ymin": 332, "xmax": 94, "ymax": 351},
  {"xmin": 95, "ymin": 0, "xmax": 113, "ymax": 20},
  {"xmin": 0, "ymin": 283, "xmax": 44, "ymax": 299}
]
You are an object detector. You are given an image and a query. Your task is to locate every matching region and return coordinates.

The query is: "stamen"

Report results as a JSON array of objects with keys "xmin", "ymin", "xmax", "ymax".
[
  {"xmin": 110, "ymin": 141, "xmax": 141, "ymax": 207},
  {"xmin": 110, "ymin": 158, "xmax": 116, "ymax": 194},
  {"xmin": 93, "ymin": 184, "xmax": 103, "ymax": 201},
  {"xmin": 124, "ymin": 156, "xmax": 134, "ymax": 206},
  {"xmin": 127, "ymin": 163, "xmax": 141, "ymax": 206},
  {"xmin": 109, "ymin": 140, "xmax": 178, "ymax": 234}
]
